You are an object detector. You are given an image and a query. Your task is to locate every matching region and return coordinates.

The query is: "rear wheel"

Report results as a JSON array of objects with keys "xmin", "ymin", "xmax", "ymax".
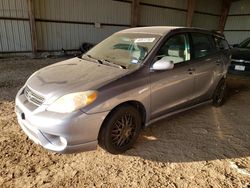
[
  {"xmin": 98, "ymin": 105, "xmax": 142, "ymax": 154},
  {"xmin": 213, "ymin": 79, "xmax": 227, "ymax": 107}
]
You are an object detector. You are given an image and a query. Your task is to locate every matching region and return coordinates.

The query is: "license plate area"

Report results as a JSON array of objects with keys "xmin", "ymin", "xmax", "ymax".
[{"xmin": 235, "ymin": 65, "xmax": 245, "ymax": 71}]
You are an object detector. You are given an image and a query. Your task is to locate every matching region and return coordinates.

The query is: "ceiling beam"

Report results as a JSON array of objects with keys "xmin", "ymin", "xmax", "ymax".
[
  {"xmin": 131, "ymin": 0, "xmax": 140, "ymax": 27},
  {"xmin": 219, "ymin": 0, "xmax": 232, "ymax": 33},
  {"xmin": 27, "ymin": 0, "xmax": 37, "ymax": 56},
  {"xmin": 186, "ymin": 0, "xmax": 196, "ymax": 27}
]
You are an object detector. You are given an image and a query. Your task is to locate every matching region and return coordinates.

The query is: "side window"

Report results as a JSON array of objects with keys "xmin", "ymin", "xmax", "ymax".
[
  {"xmin": 156, "ymin": 34, "xmax": 190, "ymax": 64},
  {"xmin": 191, "ymin": 33, "xmax": 216, "ymax": 59},
  {"xmin": 214, "ymin": 37, "xmax": 229, "ymax": 50}
]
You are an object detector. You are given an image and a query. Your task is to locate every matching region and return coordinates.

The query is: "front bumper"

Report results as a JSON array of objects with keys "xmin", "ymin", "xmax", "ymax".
[{"xmin": 15, "ymin": 86, "xmax": 109, "ymax": 153}]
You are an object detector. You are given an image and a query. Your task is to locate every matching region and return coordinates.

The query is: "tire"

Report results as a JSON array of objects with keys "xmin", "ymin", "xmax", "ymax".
[
  {"xmin": 98, "ymin": 105, "xmax": 142, "ymax": 154},
  {"xmin": 213, "ymin": 79, "xmax": 227, "ymax": 107}
]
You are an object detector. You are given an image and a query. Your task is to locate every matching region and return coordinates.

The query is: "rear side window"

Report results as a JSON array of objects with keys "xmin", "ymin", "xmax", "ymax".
[
  {"xmin": 214, "ymin": 37, "xmax": 229, "ymax": 50},
  {"xmin": 191, "ymin": 33, "xmax": 216, "ymax": 59}
]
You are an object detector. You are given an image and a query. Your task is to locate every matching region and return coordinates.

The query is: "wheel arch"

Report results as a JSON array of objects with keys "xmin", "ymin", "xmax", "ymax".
[{"xmin": 97, "ymin": 100, "xmax": 147, "ymax": 141}]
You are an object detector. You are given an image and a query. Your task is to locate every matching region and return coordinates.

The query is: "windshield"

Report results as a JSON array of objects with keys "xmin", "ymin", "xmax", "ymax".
[
  {"xmin": 83, "ymin": 33, "xmax": 161, "ymax": 69},
  {"xmin": 238, "ymin": 38, "xmax": 250, "ymax": 48}
]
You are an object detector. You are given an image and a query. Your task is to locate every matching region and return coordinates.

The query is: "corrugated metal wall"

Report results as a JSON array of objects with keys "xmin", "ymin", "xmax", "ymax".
[
  {"xmin": 34, "ymin": 0, "xmax": 130, "ymax": 51},
  {"xmin": 224, "ymin": 0, "xmax": 250, "ymax": 44},
  {"xmin": 192, "ymin": 0, "xmax": 221, "ymax": 30},
  {"xmin": 0, "ymin": 0, "xmax": 130, "ymax": 54},
  {"xmin": 0, "ymin": 0, "xmax": 226, "ymax": 55},
  {"xmin": 141, "ymin": 0, "xmax": 187, "ymax": 9},
  {"xmin": 140, "ymin": 5, "xmax": 186, "ymax": 26},
  {"xmin": 0, "ymin": 0, "xmax": 32, "ymax": 53},
  {"xmin": 192, "ymin": 13, "xmax": 219, "ymax": 30},
  {"xmin": 35, "ymin": 0, "xmax": 130, "ymax": 25},
  {"xmin": 139, "ymin": 0, "xmax": 221, "ymax": 30},
  {"xmin": 139, "ymin": 0, "xmax": 186, "ymax": 26},
  {"xmin": 36, "ymin": 22, "xmax": 127, "ymax": 51}
]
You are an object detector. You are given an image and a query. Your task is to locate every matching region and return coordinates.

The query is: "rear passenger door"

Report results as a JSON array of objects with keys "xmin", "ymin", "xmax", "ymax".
[{"xmin": 190, "ymin": 32, "xmax": 223, "ymax": 102}]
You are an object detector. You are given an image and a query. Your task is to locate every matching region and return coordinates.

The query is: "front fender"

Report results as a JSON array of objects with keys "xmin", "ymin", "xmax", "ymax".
[{"xmin": 81, "ymin": 67, "xmax": 151, "ymax": 122}]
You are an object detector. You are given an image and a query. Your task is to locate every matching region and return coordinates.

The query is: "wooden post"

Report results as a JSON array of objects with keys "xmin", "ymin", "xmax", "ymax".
[
  {"xmin": 27, "ymin": 0, "xmax": 37, "ymax": 55},
  {"xmin": 219, "ymin": 0, "xmax": 232, "ymax": 33},
  {"xmin": 131, "ymin": 0, "xmax": 140, "ymax": 27},
  {"xmin": 186, "ymin": 0, "xmax": 196, "ymax": 27}
]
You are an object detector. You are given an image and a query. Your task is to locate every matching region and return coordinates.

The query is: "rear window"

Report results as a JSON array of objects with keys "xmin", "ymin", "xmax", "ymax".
[
  {"xmin": 214, "ymin": 37, "xmax": 230, "ymax": 50},
  {"xmin": 191, "ymin": 33, "xmax": 216, "ymax": 59}
]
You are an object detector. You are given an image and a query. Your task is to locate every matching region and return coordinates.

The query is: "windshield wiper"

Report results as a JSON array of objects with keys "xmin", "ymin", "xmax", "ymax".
[
  {"xmin": 85, "ymin": 54, "xmax": 104, "ymax": 64},
  {"xmin": 100, "ymin": 59, "xmax": 126, "ymax": 69},
  {"xmin": 80, "ymin": 54, "xmax": 103, "ymax": 65},
  {"xmin": 79, "ymin": 54, "xmax": 93, "ymax": 61},
  {"xmin": 82, "ymin": 54, "xmax": 126, "ymax": 69}
]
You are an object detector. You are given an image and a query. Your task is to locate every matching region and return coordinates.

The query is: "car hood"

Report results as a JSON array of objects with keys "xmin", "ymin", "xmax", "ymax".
[
  {"xmin": 231, "ymin": 48, "xmax": 250, "ymax": 61},
  {"xmin": 26, "ymin": 57, "xmax": 128, "ymax": 104}
]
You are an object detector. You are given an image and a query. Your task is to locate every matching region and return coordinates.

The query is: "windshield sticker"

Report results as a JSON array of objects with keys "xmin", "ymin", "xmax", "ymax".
[
  {"xmin": 122, "ymin": 37, "xmax": 131, "ymax": 42},
  {"xmin": 134, "ymin": 38, "xmax": 155, "ymax": 43},
  {"xmin": 131, "ymin": 59, "xmax": 139, "ymax": 64}
]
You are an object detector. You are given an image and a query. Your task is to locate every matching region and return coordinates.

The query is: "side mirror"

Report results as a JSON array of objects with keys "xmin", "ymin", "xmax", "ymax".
[
  {"xmin": 151, "ymin": 57, "xmax": 174, "ymax": 71},
  {"xmin": 232, "ymin": 44, "xmax": 239, "ymax": 48}
]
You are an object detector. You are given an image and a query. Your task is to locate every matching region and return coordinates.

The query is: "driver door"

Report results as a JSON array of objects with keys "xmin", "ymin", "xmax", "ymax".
[{"xmin": 150, "ymin": 33, "xmax": 195, "ymax": 120}]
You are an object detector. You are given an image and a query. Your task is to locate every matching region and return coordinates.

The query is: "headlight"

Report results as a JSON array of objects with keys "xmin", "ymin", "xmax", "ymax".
[{"xmin": 47, "ymin": 91, "xmax": 97, "ymax": 113}]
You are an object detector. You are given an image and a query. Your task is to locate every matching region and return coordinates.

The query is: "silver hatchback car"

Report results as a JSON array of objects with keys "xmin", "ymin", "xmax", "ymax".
[{"xmin": 15, "ymin": 27, "xmax": 230, "ymax": 154}]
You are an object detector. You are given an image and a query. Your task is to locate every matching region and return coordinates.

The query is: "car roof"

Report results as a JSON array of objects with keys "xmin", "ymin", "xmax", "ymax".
[
  {"xmin": 117, "ymin": 26, "xmax": 183, "ymax": 35},
  {"xmin": 117, "ymin": 26, "xmax": 225, "ymax": 38}
]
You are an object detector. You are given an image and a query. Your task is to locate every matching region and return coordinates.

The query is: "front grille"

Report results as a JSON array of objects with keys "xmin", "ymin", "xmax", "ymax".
[{"xmin": 24, "ymin": 86, "xmax": 45, "ymax": 106}]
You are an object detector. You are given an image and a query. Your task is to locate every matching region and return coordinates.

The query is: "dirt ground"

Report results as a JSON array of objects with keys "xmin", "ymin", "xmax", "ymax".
[{"xmin": 0, "ymin": 57, "xmax": 250, "ymax": 188}]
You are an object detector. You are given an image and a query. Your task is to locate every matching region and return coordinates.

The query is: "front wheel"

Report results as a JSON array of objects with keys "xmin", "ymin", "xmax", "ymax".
[
  {"xmin": 213, "ymin": 79, "xmax": 227, "ymax": 107},
  {"xmin": 98, "ymin": 105, "xmax": 142, "ymax": 154}
]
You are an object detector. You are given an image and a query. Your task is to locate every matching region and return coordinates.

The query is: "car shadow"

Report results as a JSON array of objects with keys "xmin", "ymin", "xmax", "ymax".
[
  {"xmin": 125, "ymin": 75, "xmax": 250, "ymax": 163},
  {"xmin": 125, "ymin": 104, "xmax": 250, "ymax": 163}
]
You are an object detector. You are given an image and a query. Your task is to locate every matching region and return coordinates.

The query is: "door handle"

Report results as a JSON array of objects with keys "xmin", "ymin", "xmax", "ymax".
[
  {"xmin": 188, "ymin": 68, "xmax": 195, "ymax": 71},
  {"xmin": 188, "ymin": 68, "xmax": 195, "ymax": 74}
]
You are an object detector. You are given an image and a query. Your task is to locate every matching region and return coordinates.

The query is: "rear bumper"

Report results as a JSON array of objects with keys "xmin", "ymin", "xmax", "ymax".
[
  {"xmin": 15, "ymin": 86, "xmax": 109, "ymax": 154},
  {"xmin": 229, "ymin": 62, "xmax": 250, "ymax": 75}
]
